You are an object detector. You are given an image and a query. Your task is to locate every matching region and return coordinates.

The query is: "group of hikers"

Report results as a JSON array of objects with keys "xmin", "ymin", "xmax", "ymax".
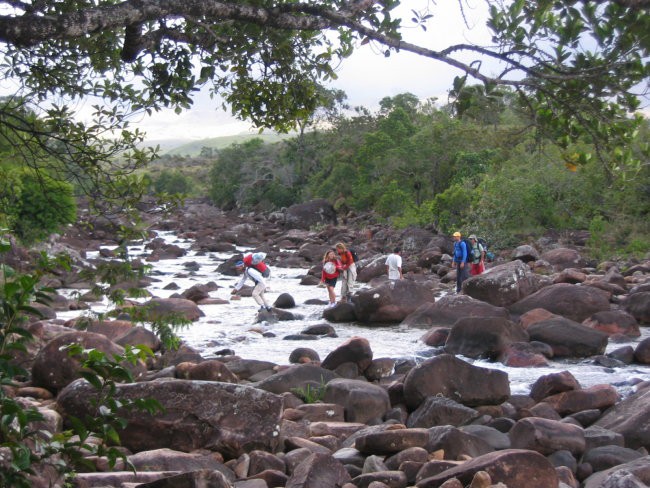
[
  {"xmin": 452, "ymin": 231, "xmax": 487, "ymax": 293},
  {"xmin": 231, "ymin": 231, "xmax": 486, "ymax": 313},
  {"xmin": 320, "ymin": 242, "xmax": 358, "ymax": 308}
]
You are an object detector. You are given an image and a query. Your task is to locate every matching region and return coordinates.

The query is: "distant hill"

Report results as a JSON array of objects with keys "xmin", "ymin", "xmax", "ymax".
[{"xmin": 159, "ymin": 132, "xmax": 295, "ymax": 157}]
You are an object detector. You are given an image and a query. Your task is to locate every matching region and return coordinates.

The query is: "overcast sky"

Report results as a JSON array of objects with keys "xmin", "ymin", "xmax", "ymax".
[{"xmin": 132, "ymin": 2, "xmax": 494, "ymax": 142}]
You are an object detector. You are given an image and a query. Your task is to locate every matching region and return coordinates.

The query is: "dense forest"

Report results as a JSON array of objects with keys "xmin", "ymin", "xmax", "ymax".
[{"xmin": 146, "ymin": 90, "xmax": 650, "ymax": 259}]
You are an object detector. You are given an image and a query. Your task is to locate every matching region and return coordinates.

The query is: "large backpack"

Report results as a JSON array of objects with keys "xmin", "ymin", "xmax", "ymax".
[
  {"xmin": 461, "ymin": 238, "xmax": 473, "ymax": 263},
  {"xmin": 349, "ymin": 248, "xmax": 359, "ymax": 264},
  {"xmin": 476, "ymin": 237, "xmax": 495, "ymax": 262},
  {"xmin": 244, "ymin": 253, "xmax": 271, "ymax": 277}
]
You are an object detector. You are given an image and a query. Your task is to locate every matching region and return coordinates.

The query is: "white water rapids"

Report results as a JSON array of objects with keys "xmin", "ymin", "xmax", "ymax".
[{"xmin": 57, "ymin": 231, "xmax": 650, "ymax": 397}]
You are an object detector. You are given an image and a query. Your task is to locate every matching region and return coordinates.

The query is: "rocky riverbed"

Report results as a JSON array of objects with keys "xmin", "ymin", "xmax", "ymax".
[{"xmin": 4, "ymin": 198, "xmax": 650, "ymax": 487}]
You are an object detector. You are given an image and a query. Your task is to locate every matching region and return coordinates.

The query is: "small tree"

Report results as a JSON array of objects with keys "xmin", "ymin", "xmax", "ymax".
[{"xmin": 12, "ymin": 170, "xmax": 76, "ymax": 243}]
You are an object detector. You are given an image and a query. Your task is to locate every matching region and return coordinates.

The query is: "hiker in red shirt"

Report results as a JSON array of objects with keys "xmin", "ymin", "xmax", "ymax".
[
  {"xmin": 320, "ymin": 249, "xmax": 343, "ymax": 308},
  {"xmin": 335, "ymin": 242, "xmax": 357, "ymax": 303}
]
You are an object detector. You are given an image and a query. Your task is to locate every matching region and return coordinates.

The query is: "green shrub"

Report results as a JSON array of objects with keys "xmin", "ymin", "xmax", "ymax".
[
  {"xmin": 12, "ymin": 170, "xmax": 76, "ymax": 243},
  {"xmin": 153, "ymin": 169, "xmax": 191, "ymax": 195}
]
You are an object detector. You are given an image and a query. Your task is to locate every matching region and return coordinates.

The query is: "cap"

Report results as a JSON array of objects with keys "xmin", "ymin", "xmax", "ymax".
[
  {"xmin": 469, "ymin": 234, "xmax": 477, "ymax": 240},
  {"xmin": 235, "ymin": 260, "xmax": 244, "ymax": 267},
  {"xmin": 453, "ymin": 232, "xmax": 461, "ymax": 237}
]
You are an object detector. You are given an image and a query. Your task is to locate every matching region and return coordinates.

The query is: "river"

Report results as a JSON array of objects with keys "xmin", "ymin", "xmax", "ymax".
[{"xmin": 58, "ymin": 231, "xmax": 650, "ymax": 397}]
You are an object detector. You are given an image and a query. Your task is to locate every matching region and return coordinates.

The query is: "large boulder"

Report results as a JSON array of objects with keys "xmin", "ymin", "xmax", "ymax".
[
  {"xmin": 285, "ymin": 452, "xmax": 352, "ymax": 488},
  {"xmin": 57, "ymin": 379, "xmax": 283, "ymax": 458},
  {"xmin": 594, "ymin": 387, "xmax": 650, "ymax": 450},
  {"xmin": 509, "ymin": 417, "xmax": 586, "ymax": 455},
  {"xmin": 31, "ymin": 331, "xmax": 145, "ymax": 393},
  {"xmin": 283, "ymin": 199, "xmax": 337, "ymax": 229},
  {"xmin": 254, "ymin": 363, "xmax": 339, "ymax": 395},
  {"xmin": 540, "ymin": 247, "xmax": 588, "ymax": 271},
  {"xmin": 444, "ymin": 317, "xmax": 529, "ymax": 360},
  {"xmin": 582, "ymin": 310, "xmax": 641, "ymax": 337},
  {"xmin": 416, "ymin": 449, "xmax": 559, "ymax": 488},
  {"xmin": 463, "ymin": 260, "xmax": 542, "ymax": 307},
  {"xmin": 509, "ymin": 283, "xmax": 611, "ymax": 322},
  {"xmin": 139, "ymin": 297, "xmax": 204, "ymax": 321},
  {"xmin": 353, "ymin": 280, "xmax": 436, "ymax": 323},
  {"xmin": 403, "ymin": 354, "xmax": 510, "ymax": 408},
  {"xmin": 401, "ymin": 294, "xmax": 509, "ymax": 330},
  {"xmin": 526, "ymin": 317, "xmax": 608, "ymax": 358},
  {"xmin": 582, "ymin": 456, "xmax": 650, "ymax": 488},
  {"xmin": 320, "ymin": 337, "xmax": 373, "ymax": 373},
  {"xmin": 622, "ymin": 291, "xmax": 650, "ymax": 324},
  {"xmin": 322, "ymin": 378, "xmax": 391, "ymax": 424},
  {"xmin": 511, "ymin": 245, "xmax": 540, "ymax": 263}
]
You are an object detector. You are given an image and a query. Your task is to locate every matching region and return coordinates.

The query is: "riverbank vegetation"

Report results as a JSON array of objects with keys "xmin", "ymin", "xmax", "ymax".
[{"xmin": 146, "ymin": 90, "xmax": 650, "ymax": 259}]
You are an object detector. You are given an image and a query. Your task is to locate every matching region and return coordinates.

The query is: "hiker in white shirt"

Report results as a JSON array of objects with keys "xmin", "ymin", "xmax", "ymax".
[
  {"xmin": 231, "ymin": 260, "xmax": 272, "ymax": 312},
  {"xmin": 385, "ymin": 247, "xmax": 403, "ymax": 280}
]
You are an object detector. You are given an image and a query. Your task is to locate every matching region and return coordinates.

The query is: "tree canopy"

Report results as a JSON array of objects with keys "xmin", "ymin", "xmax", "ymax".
[{"xmin": 0, "ymin": 0, "xmax": 648, "ymax": 221}]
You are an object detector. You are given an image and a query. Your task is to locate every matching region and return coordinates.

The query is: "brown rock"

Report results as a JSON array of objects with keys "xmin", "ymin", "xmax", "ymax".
[
  {"xmin": 509, "ymin": 283, "xmax": 611, "ymax": 322},
  {"xmin": 403, "ymin": 354, "xmax": 510, "ymax": 408},
  {"xmin": 529, "ymin": 371, "xmax": 581, "ymax": 403},
  {"xmin": 509, "ymin": 417, "xmax": 586, "ymax": 455},
  {"xmin": 463, "ymin": 260, "xmax": 544, "ymax": 307},
  {"xmin": 285, "ymin": 452, "xmax": 352, "ymax": 488},
  {"xmin": 57, "ymin": 379, "xmax": 283, "ymax": 458},
  {"xmin": 582, "ymin": 310, "xmax": 640, "ymax": 337},
  {"xmin": 353, "ymin": 280, "xmax": 436, "ymax": 323},
  {"xmin": 444, "ymin": 317, "xmax": 528, "ymax": 359},
  {"xmin": 31, "ymin": 331, "xmax": 145, "ymax": 393},
  {"xmin": 323, "ymin": 378, "xmax": 391, "ymax": 424},
  {"xmin": 321, "ymin": 337, "xmax": 373, "ymax": 372},
  {"xmin": 543, "ymin": 384, "xmax": 619, "ymax": 415},
  {"xmin": 354, "ymin": 428, "xmax": 430, "ymax": 455},
  {"xmin": 416, "ymin": 449, "xmax": 559, "ymax": 488}
]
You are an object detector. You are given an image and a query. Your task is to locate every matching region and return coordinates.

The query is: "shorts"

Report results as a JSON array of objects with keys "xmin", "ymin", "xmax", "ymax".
[{"xmin": 324, "ymin": 277, "xmax": 338, "ymax": 288}]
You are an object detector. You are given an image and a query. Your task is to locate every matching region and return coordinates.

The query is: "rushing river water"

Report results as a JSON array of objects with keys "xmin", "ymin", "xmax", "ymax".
[{"xmin": 58, "ymin": 231, "xmax": 650, "ymax": 397}]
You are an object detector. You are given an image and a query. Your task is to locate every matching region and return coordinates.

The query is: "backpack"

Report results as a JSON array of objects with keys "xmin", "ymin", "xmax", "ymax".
[
  {"xmin": 461, "ymin": 238, "xmax": 473, "ymax": 263},
  {"xmin": 476, "ymin": 237, "xmax": 495, "ymax": 262},
  {"xmin": 243, "ymin": 253, "xmax": 271, "ymax": 277},
  {"xmin": 349, "ymin": 248, "xmax": 359, "ymax": 264}
]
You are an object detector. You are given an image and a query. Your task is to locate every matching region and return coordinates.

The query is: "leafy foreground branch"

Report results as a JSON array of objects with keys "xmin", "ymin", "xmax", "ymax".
[
  {"xmin": 0, "ymin": 1, "xmax": 647, "ymax": 179},
  {"xmin": 0, "ymin": 234, "xmax": 180, "ymax": 486}
]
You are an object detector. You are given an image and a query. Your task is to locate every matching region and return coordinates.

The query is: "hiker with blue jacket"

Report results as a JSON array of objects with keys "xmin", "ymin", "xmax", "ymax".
[{"xmin": 451, "ymin": 231, "xmax": 469, "ymax": 293}]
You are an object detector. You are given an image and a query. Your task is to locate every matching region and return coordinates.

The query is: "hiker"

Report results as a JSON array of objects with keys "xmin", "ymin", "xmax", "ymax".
[
  {"xmin": 320, "ymin": 249, "xmax": 343, "ymax": 308},
  {"xmin": 335, "ymin": 242, "xmax": 357, "ymax": 303},
  {"xmin": 242, "ymin": 252, "xmax": 270, "ymax": 277},
  {"xmin": 469, "ymin": 234, "xmax": 486, "ymax": 275},
  {"xmin": 231, "ymin": 260, "xmax": 272, "ymax": 312},
  {"xmin": 451, "ymin": 231, "xmax": 469, "ymax": 293},
  {"xmin": 385, "ymin": 247, "xmax": 403, "ymax": 280}
]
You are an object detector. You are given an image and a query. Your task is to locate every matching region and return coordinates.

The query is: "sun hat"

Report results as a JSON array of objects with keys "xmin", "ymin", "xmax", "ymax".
[
  {"xmin": 453, "ymin": 232, "xmax": 461, "ymax": 237},
  {"xmin": 469, "ymin": 234, "xmax": 477, "ymax": 240}
]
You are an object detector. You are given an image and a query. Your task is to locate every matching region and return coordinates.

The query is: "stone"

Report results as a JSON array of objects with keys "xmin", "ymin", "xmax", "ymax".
[
  {"xmin": 403, "ymin": 354, "xmax": 510, "ymax": 408},
  {"xmin": 57, "ymin": 379, "xmax": 283, "ymax": 458}
]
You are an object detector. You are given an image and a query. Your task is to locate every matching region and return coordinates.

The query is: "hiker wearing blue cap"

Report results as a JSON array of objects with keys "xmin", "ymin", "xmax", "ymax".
[{"xmin": 231, "ymin": 260, "xmax": 272, "ymax": 312}]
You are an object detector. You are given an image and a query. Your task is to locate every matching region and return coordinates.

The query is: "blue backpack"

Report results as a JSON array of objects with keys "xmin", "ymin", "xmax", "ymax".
[{"xmin": 461, "ymin": 238, "xmax": 473, "ymax": 263}]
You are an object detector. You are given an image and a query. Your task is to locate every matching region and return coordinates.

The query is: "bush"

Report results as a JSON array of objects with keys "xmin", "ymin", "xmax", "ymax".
[
  {"xmin": 153, "ymin": 169, "xmax": 191, "ymax": 195},
  {"xmin": 12, "ymin": 170, "xmax": 76, "ymax": 243}
]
